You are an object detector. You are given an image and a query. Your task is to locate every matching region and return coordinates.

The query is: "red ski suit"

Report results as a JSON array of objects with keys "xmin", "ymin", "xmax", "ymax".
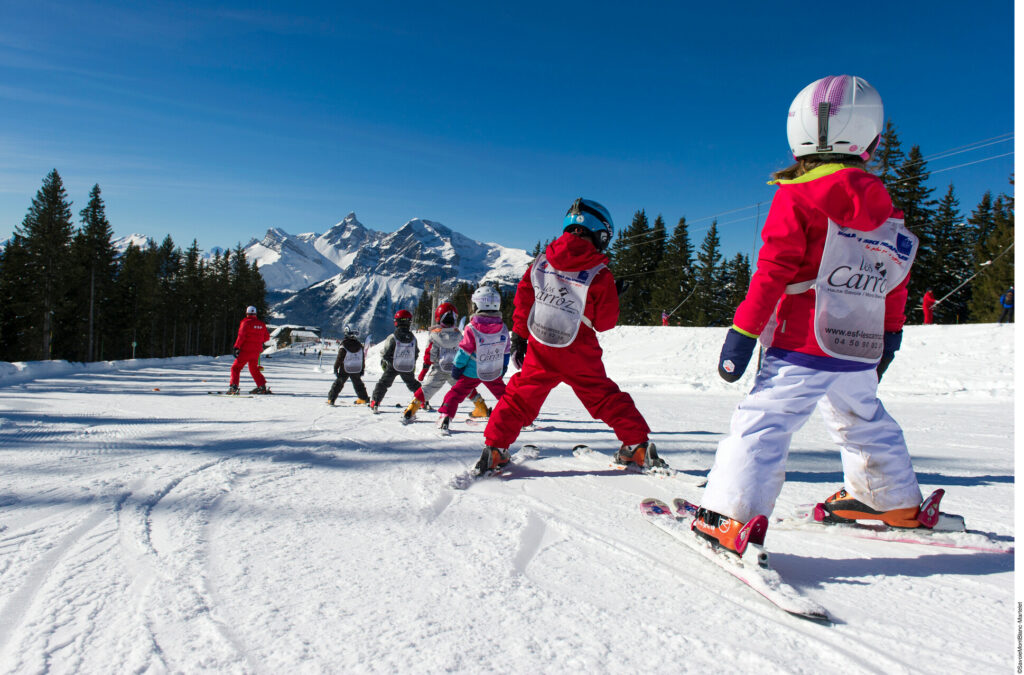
[
  {"xmin": 230, "ymin": 315, "xmax": 270, "ymax": 387},
  {"xmin": 483, "ymin": 232, "xmax": 651, "ymax": 449},
  {"xmin": 922, "ymin": 290, "xmax": 936, "ymax": 324}
]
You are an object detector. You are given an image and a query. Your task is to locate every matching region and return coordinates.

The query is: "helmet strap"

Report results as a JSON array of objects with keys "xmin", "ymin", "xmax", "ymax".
[{"xmin": 816, "ymin": 102, "xmax": 833, "ymax": 152}]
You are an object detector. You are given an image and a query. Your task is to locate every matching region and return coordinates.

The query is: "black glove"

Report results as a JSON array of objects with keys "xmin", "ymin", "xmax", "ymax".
[
  {"xmin": 380, "ymin": 360, "xmax": 389, "ymax": 372},
  {"xmin": 451, "ymin": 365, "xmax": 465, "ymax": 381},
  {"xmin": 233, "ymin": 347, "xmax": 240, "ymax": 358},
  {"xmin": 614, "ymin": 279, "xmax": 631, "ymax": 296},
  {"xmin": 511, "ymin": 333, "xmax": 528, "ymax": 369},
  {"xmin": 718, "ymin": 327, "xmax": 757, "ymax": 383},
  {"xmin": 876, "ymin": 331, "xmax": 903, "ymax": 382}
]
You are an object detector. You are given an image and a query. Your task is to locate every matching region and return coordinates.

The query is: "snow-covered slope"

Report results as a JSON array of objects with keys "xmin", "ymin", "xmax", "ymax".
[
  {"xmin": 249, "ymin": 213, "xmax": 531, "ymax": 339},
  {"xmin": 0, "ymin": 324, "xmax": 1014, "ymax": 672}
]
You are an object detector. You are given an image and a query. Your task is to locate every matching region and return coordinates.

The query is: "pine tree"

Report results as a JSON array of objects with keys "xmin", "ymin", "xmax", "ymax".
[
  {"xmin": 926, "ymin": 185, "xmax": 970, "ymax": 323},
  {"xmin": 871, "ymin": 120, "xmax": 905, "ymax": 188},
  {"xmin": 722, "ymin": 253, "xmax": 752, "ymax": 316},
  {"xmin": 414, "ymin": 288, "xmax": 433, "ymax": 328},
  {"xmin": 968, "ymin": 187, "xmax": 1015, "ymax": 322},
  {"xmin": 692, "ymin": 222, "xmax": 724, "ymax": 326},
  {"xmin": 891, "ymin": 145, "xmax": 935, "ymax": 319},
  {"xmin": 14, "ymin": 169, "xmax": 76, "ymax": 359},
  {"xmin": 72, "ymin": 184, "xmax": 118, "ymax": 360},
  {"xmin": 0, "ymin": 235, "xmax": 34, "ymax": 360},
  {"xmin": 650, "ymin": 216, "xmax": 695, "ymax": 325},
  {"xmin": 608, "ymin": 210, "xmax": 651, "ymax": 324}
]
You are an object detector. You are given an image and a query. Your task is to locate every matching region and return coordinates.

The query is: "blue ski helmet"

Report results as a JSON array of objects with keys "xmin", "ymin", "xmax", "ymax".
[{"xmin": 563, "ymin": 198, "xmax": 614, "ymax": 251}]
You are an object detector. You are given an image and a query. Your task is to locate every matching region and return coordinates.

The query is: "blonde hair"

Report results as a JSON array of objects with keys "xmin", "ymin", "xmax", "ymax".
[{"xmin": 772, "ymin": 155, "xmax": 867, "ymax": 181}]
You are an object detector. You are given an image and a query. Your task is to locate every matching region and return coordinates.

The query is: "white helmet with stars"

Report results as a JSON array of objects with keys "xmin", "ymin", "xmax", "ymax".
[{"xmin": 787, "ymin": 75, "xmax": 883, "ymax": 161}]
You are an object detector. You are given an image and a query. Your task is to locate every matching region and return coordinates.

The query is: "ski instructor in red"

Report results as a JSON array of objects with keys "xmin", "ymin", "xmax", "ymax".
[
  {"xmin": 228, "ymin": 305, "xmax": 271, "ymax": 395},
  {"xmin": 474, "ymin": 198, "xmax": 663, "ymax": 475}
]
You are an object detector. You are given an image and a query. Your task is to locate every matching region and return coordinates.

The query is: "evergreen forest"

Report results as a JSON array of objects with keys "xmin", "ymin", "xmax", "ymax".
[{"xmin": 1, "ymin": 121, "xmax": 1015, "ymax": 363}]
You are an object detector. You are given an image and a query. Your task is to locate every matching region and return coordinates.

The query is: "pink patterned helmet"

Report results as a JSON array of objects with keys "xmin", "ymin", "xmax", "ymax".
[{"xmin": 787, "ymin": 75, "xmax": 883, "ymax": 161}]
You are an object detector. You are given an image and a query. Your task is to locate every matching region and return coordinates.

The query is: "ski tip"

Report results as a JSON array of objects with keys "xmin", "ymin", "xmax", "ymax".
[
  {"xmin": 571, "ymin": 444, "xmax": 591, "ymax": 456},
  {"xmin": 640, "ymin": 498, "xmax": 672, "ymax": 516}
]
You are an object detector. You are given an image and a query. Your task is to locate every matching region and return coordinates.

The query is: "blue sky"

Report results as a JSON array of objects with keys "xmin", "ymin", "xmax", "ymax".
[{"xmin": 0, "ymin": 1, "xmax": 1015, "ymax": 260}]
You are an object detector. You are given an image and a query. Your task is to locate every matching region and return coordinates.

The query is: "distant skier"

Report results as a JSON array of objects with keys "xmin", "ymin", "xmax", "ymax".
[
  {"xmin": 475, "ymin": 198, "xmax": 660, "ymax": 475},
  {"xmin": 695, "ymin": 75, "xmax": 929, "ymax": 556},
  {"xmin": 402, "ymin": 302, "xmax": 490, "ymax": 423},
  {"xmin": 998, "ymin": 287, "xmax": 1014, "ymax": 324},
  {"xmin": 922, "ymin": 288, "xmax": 936, "ymax": 324},
  {"xmin": 327, "ymin": 328, "xmax": 369, "ymax": 405},
  {"xmin": 435, "ymin": 287, "xmax": 510, "ymax": 435},
  {"xmin": 228, "ymin": 305, "xmax": 271, "ymax": 395},
  {"xmin": 369, "ymin": 310, "xmax": 420, "ymax": 413},
  {"xmin": 661, "ymin": 310, "xmax": 670, "ymax": 326}
]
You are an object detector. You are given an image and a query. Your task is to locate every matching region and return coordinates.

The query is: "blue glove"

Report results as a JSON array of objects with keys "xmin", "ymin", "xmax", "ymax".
[
  {"xmin": 718, "ymin": 327, "xmax": 757, "ymax": 383},
  {"xmin": 502, "ymin": 353, "xmax": 510, "ymax": 376},
  {"xmin": 451, "ymin": 365, "xmax": 465, "ymax": 381},
  {"xmin": 876, "ymin": 331, "xmax": 903, "ymax": 382}
]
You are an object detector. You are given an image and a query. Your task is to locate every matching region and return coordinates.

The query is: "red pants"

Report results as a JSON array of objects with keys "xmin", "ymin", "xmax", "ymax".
[
  {"xmin": 484, "ymin": 343, "xmax": 650, "ymax": 449},
  {"xmin": 230, "ymin": 354, "xmax": 266, "ymax": 387},
  {"xmin": 439, "ymin": 376, "xmax": 505, "ymax": 418},
  {"xmin": 922, "ymin": 306, "xmax": 934, "ymax": 324}
]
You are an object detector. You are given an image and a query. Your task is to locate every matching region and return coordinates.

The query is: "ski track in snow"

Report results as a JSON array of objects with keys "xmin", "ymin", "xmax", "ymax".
[{"xmin": 0, "ymin": 324, "xmax": 1015, "ymax": 673}]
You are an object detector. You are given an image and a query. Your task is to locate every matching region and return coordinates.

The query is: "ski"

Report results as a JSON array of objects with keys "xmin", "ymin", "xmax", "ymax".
[
  {"xmin": 573, "ymin": 444, "xmax": 707, "ymax": 487},
  {"xmin": 450, "ymin": 444, "xmax": 539, "ymax": 490},
  {"xmin": 208, "ymin": 391, "xmax": 254, "ymax": 398},
  {"xmin": 641, "ymin": 498, "xmax": 830, "ymax": 622},
  {"xmin": 769, "ymin": 500, "xmax": 1013, "ymax": 554}
]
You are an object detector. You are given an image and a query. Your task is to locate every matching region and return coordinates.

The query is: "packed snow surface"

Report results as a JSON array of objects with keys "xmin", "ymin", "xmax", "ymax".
[{"xmin": 0, "ymin": 324, "xmax": 1014, "ymax": 673}]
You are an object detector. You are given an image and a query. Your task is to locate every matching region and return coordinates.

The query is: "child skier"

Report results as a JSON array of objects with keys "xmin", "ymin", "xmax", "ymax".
[
  {"xmin": 402, "ymin": 302, "xmax": 490, "ymax": 423},
  {"xmin": 327, "ymin": 328, "xmax": 369, "ymax": 405},
  {"xmin": 228, "ymin": 305, "xmax": 271, "ymax": 394},
  {"xmin": 369, "ymin": 310, "xmax": 420, "ymax": 413},
  {"xmin": 435, "ymin": 287, "xmax": 510, "ymax": 435},
  {"xmin": 476, "ymin": 198, "xmax": 660, "ymax": 475},
  {"xmin": 695, "ymin": 75, "xmax": 927, "ymax": 556}
]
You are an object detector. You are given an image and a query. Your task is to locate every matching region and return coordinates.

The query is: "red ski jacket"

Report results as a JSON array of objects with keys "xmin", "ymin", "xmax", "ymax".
[
  {"xmin": 234, "ymin": 315, "xmax": 270, "ymax": 356},
  {"xmin": 513, "ymin": 232, "xmax": 618, "ymax": 348},
  {"xmin": 734, "ymin": 165, "xmax": 911, "ymax": 362}
]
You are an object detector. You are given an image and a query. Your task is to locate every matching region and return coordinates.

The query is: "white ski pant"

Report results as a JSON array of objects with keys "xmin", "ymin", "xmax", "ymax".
[
  {"xmin": 419, "ymin": 366, "xmax": 482, "ymax": 405},
  {"xmin": 701, "ymin": 355, "xmax": 922, "ymax": 523}
]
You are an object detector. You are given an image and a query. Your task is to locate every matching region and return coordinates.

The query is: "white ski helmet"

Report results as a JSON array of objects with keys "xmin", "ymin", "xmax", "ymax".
[
  {"xmin": 471, "ymin": 286, "xmax": 501, "ymax": 312},
  {"xmin": 787, "ymin": 75, "xmax": 883, "ymax": 161}
]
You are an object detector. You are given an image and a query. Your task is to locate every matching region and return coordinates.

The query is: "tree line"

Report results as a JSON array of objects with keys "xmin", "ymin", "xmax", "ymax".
[
  {"xmin": 526, "ymin": 122, "xmax": 1013, "ymax": 327},
  {"xmin": 0, "ymin": 169, "xmax": 268, "ymax": 362}
]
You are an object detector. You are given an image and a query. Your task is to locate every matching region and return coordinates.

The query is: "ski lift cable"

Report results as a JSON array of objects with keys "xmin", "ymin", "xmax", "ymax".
[
  {"xmin": 897, "ymin": 133, "xmax": 1014, "ymax": 170},
  {"xmin": 605, "ymin": 149, "xmax": 1014, "ymax": 258},
  {"xmin": 928, "ymin": 241, "xmax": 1015, "ymax": 308}
]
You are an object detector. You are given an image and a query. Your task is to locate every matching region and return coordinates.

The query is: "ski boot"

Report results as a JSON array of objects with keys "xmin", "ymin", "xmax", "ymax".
[
  {"xmin": 369, "ymin": 400, "xmax": 380, "ymax": 414},
  {"xmin": 691, "ymin": 507, "xmax": 768, "ymax": 557},
  {"xmin": 250, "ymin": 385, "xmax": 271, "ymax": 395},
  {"xmin": 613, "ymin": 441, "xmax": 666, "ymax": 469},
  {"xmin": 402, "ymin": 399, "xmax": 422, "ymax": 425},
  {"xmin": 354, "ymin": 398, "xmax": 368, "ymax": 405},
  {"xmin": 817, "ymin": 488, "xmax": 925, "ymax": 528},
  {"xmin": 473, "ymin": 445, "xmax": 511, "ymax": 475},
  {"xmin": 226, "ymin": 385, "xmax": 240, "ymax": 395},
  {"xmin": 470, "ymin": 398, "xmax": 490, "ymax": 418},
  {"xmin": 437, "ymin": 415, "xmax": 451, "ymax": 435},
  {"xmin": 326, "ymin": 398, "xmax": 336, "ymax": 406}
]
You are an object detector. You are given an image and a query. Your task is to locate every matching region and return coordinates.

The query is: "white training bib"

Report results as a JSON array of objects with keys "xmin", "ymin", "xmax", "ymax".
[
  {"xmin": 392, "ymin": 338, "xmax": 416, "ymax": 372},
  {"xmin": 809, "ymin": 217, "xmax": 917, "ymax": 362},
  {"xmin": 437, "ymin": 346, "xmax": 457, "ymax": 370},
  {"xmin": 343, "ymin": 347, "xmax": 363, "ymax": 374},
  {"xmin": 527, "ymin": 253, "xmax": 605, "ymax": 347},
  {"xmin": 471, "ymin": 326, "xmax": 508, "ymax": 381}
]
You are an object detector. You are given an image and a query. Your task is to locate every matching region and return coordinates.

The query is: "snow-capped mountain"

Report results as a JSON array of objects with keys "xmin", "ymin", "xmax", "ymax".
[
  {"xmin": 112, "ymin": 233, "xmax": 153, "ymax": 254},
  {"xmin": 245, "ymin": 213, "xmax": 531, "ymax": 340}
]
